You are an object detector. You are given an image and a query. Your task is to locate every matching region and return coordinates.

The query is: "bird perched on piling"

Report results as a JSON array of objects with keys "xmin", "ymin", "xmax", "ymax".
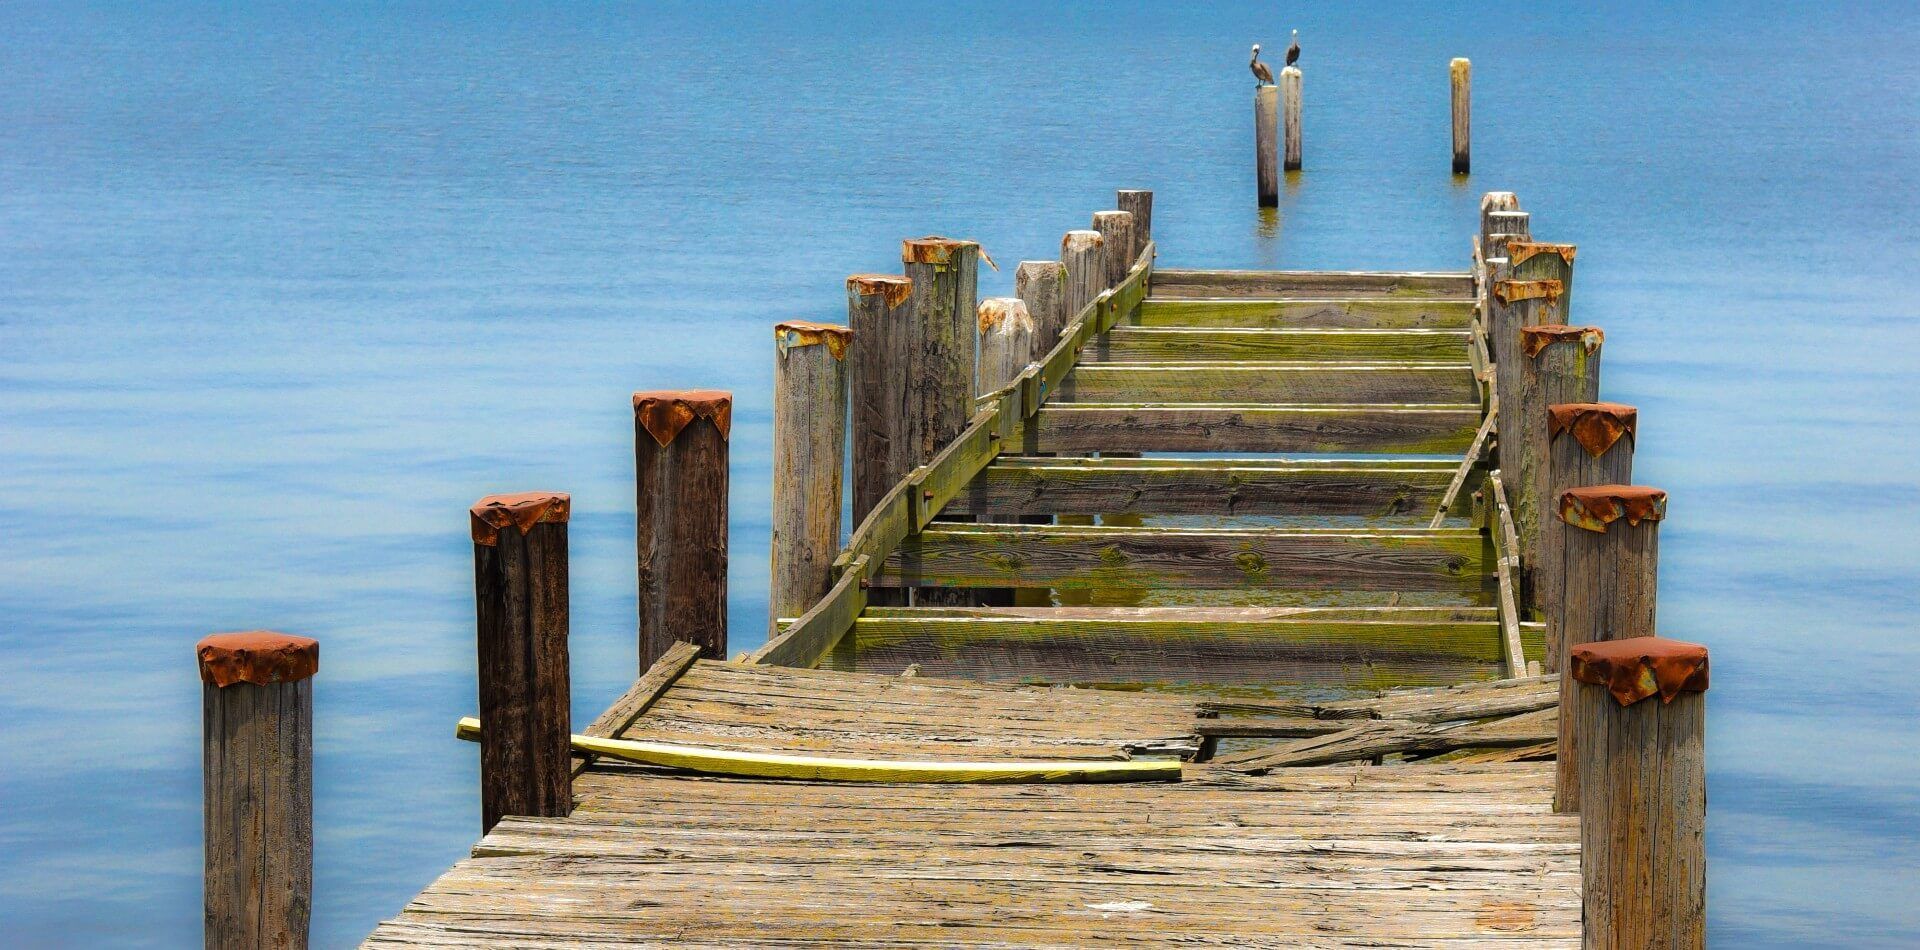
[
  {"xmin": 1285, "ymin": 30, "xmax": 1300, "ymax": 68},
  {"xmin": 1250, "ymin": 44, "xmax": 1274, "ymax": 85}
]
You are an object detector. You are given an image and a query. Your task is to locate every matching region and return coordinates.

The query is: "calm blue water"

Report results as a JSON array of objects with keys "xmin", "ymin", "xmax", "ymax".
[{"xmin": 3, "ymin": 2, "xmax": 1917, "ymax": 945}]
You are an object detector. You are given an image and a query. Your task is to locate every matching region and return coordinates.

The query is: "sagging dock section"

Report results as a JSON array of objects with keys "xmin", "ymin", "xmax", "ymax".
[{"xmin": 351, "ymin": 191, "xmax": 1707, "ymax": 948}]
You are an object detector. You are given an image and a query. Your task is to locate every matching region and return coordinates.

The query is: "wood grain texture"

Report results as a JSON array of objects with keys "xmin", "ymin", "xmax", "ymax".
[
  {"xmin": 1281, "ymin": 65, "xmax": 1303, "ymax": 171},
  {"xmin": 1255, "ymin": 84, "xmax": 1279, "ymax": 205},
  {"xmin": 770, "ymin": 328, "xmax": 848, "ymax": 632},
  {"xmin": 1516, "ymin": 338, "xmax": 1601, "ymax": 618},
  {"xmin": 1554, "ymin": 516, "xmax": 1658, "ymax": 813},
  {"xmin": 1091, "ymin": 210, "xmax": 1136, "ymax": 290},
  {"xmin": 473, "ymin": 520, "xmax": 571, "ymax": 833},
  {"xmin": 847, "ymin": 274, "xmax": 914, "ymax": 531},
  {"xmin": 1059, "ymin": 362, "xmax": 1478, "ymax": 404},
  {"xmin": 1014, "ymin": 260, "xmax": 1069, "ymax": 354},
  {"xmin": 204, "ymin": 678, "xmax": 311, "ymax": 950},
  {"xmin": 1116, "ymin": 189, "xmax": 1152, "ymax": 258},
  {"xmin": 1025, "ymin": 403, "xmax": 1483, "ymax": 454},
  {"xmin": 1543, "ymin": 423, "xmax": 1634, "ymax": 666},
  {"xmin": 1213, "ymin": 707, "xmax": 1556, "ymax": 770},
  {"xmin": 635, "ymin": 415, "xmax": 728, "ymax": 665},
  {"xmin": 1060, "ymin": 229, "xmax": 1105, "ymax": 322},
  {"xmin": 1450, "ymin": 58, "xmax": 1471, "ymax": 174},
  {"xmin": 1132, "ymin": 298, "xmax": 1474, "ymax": 328},
  {"xmin": 947, "ymin": 456, "xmax": 1455, "ymax": 518},
  {"xmin": 1098, "ymin": 326, "xmax": 1471, "ymax": 362},
  {"xmin": 1151, "ymin": 269, "xmax": 1474, "ymax": 299}
]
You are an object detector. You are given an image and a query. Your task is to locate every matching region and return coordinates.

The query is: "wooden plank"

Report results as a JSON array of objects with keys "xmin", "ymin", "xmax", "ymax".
[
  {"xmin": 946, "ymin": 457, "xmax": 1455, "ymax": 518},
  {"xmin": 1212, "ymin": 707, "xmax": 1557, "ymax": 770},
  {"xmin": 1098, "ymin": 327, "xmax": 1470, "ymax": 362},
  {"xmin": 1150, "ymin": 268, "xmax": 1474, "ymax": 299},
  {"xmin": 1131, "ymin": 298, "xmax": 1474, "ymax": 329},
  {"xmin": 1315, "ymin": 674, "xmax": 1558, "ymax": 722},
  {"xmin": 1059, "ymin": 362, "xmax": 1478, "ymax": 404},
  {"xmin": 908, "ymin": 400, "xmax": 1008, "ymax": 531},
  {"xmin": 1024, "ymin": 403, "xmax": 1482, "ymax": 454},
  {"xmin": 580, "ymin": 642, "xmax": 701, "ymax": 740},
  {"xmin": 1488, "ymin": 471, "xmax": 1528, "ymax": 677},
  {"xmin": 874, "ymin": 524, "xmax": 1492, "ymax": 593},
  {"xmin": 859, "ymin": 604, "xmax": 1502, "ymax": 622},
  {"xmin": 748, "ymin": 555, "xmax": 867, "ymax": 668},
  {"xmin": 1429, "ymin": 398, "xmax": 1497, "ymax": 528}
]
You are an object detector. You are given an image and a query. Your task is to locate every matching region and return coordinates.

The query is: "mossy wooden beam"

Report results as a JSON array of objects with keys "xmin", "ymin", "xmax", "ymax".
[
  {"xmin": 1059, "ymin": 363, "xmax": 1478, "ymax": 405},
  {"xmin": 874, "ymin": 524, "xmax": 1491, "ymax": 593},
  {"xmin": 945, "ymin": 458, "xmax": 1455, "ymax": 518},
  {"xmin": 1131, "ymin": 299, "xmax": 1474, "ymax": 330},
  {"xmin": 749, "ymin": 555, "xmax": 870, "ymax": 668},
  {"xmin": 1149, "ymin": 269, "xmax": 1474, "ymax": 299},
  {"xmin": 1098, "ymin": 328, "xmax": 1470, "ymax": 362},
  {"xmin": 1023, "ymin": 404, "xmax": 1482, "ymax": 454}
]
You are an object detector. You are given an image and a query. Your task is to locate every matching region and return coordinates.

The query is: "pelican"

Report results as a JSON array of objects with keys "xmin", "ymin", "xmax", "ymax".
[
  {"xmin": 1250, "ymin": 44, "xmax": 1274, "ymax": 85},
  {"xmin": 1285, "ymin": 30, "xmax": 1300, "ymax": 68}
]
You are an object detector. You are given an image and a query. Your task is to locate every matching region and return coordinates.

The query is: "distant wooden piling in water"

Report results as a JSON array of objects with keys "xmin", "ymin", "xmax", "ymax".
[
  {"xmin": 1544, "ymin": 402, "xmax": 1637, "ymax": 664},
  {"xmin": 1450, "ymin": 58, "xmax": 1471, "ymax": 174},
  {"xmin": 1553, "ymin": 484, "xmax": 1665, "ymax": 813},
  {"xmin": 1282, "ymin": 66, "xmax": 1303, "ymax": 172},
  {"xmin": 1117, "ymin": 190, "xmax": 1153, "ymax": 258},
  {"xmin": 1092, "ymin": 211, "xmax": 1136, "ymax": 290},
  {"xmin": 771, "ymin": 321, "xmax": 852, "ymax": 632},
  {"xmin": 1570, "ymin": 636, "xmax": 1709, "ymax": 948},
  {"xmin": 200, "ymin": 631, "xmax": 316, "ymax": 950},
  {"xmin": 1255, "ymin": 84, "xmax": 1279, "ymax": 205},
  {"xmin": 1015, "ymin": 261, "xmax": 1068, "ymax": 353},
  {"xmin": 1515, "ymin": 325, "xmax": 1603, "ymax": 612},
  {"xmin": 634, "ymin": 391, "xmax": 730, "ymax": 665}
]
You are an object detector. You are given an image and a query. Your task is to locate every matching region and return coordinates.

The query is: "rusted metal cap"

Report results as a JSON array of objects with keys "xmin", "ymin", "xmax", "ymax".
[
  {"xmin": 1507, "ymin": 241, "xmax": 1577, "ymax": 266},
  {"xmin": 1559, "ymin": 485, "xmax": 1667, "ymax": 533},
  {"xmin": 1549, "ymin": 402, "xmax": 1636, "ymax": 457},
  {"xmin": 978, "ymin": 297, "xmax": 1032, "ymax": 334},
  {"xmin": 197, "ymin": 631, "xmax": 319, "ymax": 688},
  {"xmin": 1570, "ymin": 636, "xmax": 1709, "ymax": 706},
  {"xmin": 470, "ymin": 491, "xmax": 571, "ymax": 545},
  {"xmin": 902, "ymin": 236, "xmax": 976, "ymax": 265},
  {"xmin": 774, "ymin": 320, "xmax": 851, "ymax": 360},
  {"xmin": 846, "ymin": 274, "xmax": 911, "ymax": 309},
  {"xmin": 633, "ymin": 390, "xmax": 732, "ymax": 447},
  {"xmin": 1520, "ymin": 324, "xmax": 1603, "ymax": 358},
  {"xmin": 1493, "ymin": 279, "xmax": 1563, "ymax": 304}
]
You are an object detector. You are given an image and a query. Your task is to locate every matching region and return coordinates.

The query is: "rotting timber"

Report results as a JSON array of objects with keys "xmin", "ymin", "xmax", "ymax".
[{"xmin": 364, "ymin": 191, "xmax": 1707, "ymax": 948}]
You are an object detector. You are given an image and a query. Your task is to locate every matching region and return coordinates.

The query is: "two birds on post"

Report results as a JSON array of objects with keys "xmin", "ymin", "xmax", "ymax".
[{"xmin": 1250, "ymin": 30, "xmax": 1299, "ymax": 86}]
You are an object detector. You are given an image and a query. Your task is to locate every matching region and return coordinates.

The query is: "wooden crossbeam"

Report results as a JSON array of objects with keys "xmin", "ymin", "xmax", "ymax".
[
  {"xmin": 1149, "ymin": 268, "xmax": 1475, "ymax": 299},
  {"xmin": 1058, "ymin": 363, "xmax": 1478, "ymax": 404},
  {"xmin": 1129, "ymin": 298, "xmax": 1474, "ymax": 329},
  {"xmin": 1024, "ymin": 403, "xmax": 1482, "ymax": 454},
  {"xmin": 1096, "ymin": 328, "xmax": 1471, "ymax": 362},
  {"xmin": 946, "ymin": 457, "xmax": 1456, "ymax": 518}
]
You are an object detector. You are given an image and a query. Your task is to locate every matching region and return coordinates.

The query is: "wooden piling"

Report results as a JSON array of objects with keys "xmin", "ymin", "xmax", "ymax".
[
  {"xmin": 1553, "ymin": 485, "xmax": 1666, "ymax": 814},
  {"xmin": 1281, "ymin": 67, "xmax": 1303, "ymax": 172},
  {"xmin": 1490, "ymin": 278, "xmax": 1562, "ymax": 480},
  {"xmin": 771, "ymin": 321, "xmax": 852, "ymax": 633},
  {"xmin": 1255, "ymin": 84, "xmax": 1279, "ymax": 205},
  {"xmin": 200, "ymin": 631, "xmax": 316, "ymax": 950},
  {"xmin": 1015, "ymin": 260, "xmax": 1069, "ymax": 353},
  {"xmin": 1484, "ymin": 210, "xmax": 1532, "ymax": 264},
  {"xmin": 470, "ymin": 492, "xmax": 572, "ymax": 834},
  {"xmin": 1477, "ymin": 192, "xmax": 1520, "ymax": 265},
  {"xmin": 1061, "ymin": 230, "xmax": 1105, "ymax": 320},
  {"xmin": 904, "ymin": 237, "xmax": 982, "ymax": 607},
  {"xmin": 1116, "ymin": 190, "xmax": 1153, "ymax": 259},
  {"xmin": 1570, "ymin": 636, "xmax": 1708, "ymax": 948},
  {"xmin": 1092, "ymin": 210, "xmax": 1137, "ymax": 290},
  {"xmin": 1544, "ymin": 403, "xmax": 1637, "ymax": 666},
  {"xmin": 1515, "ymin": 325, "xmax": 1603, "ymax": 614},
  {"xmin": 847, "ymin": 274, "xmax": 915, "ymax": 529},
  {"xmin": 1450, "ymin": 59, "xmax": 1471, "ymax": 174},
  {"xmin": 1509, "ymin": 241, "xmax": 1578, "ymax": 320},
  {"xmin": 978, "ymin": 297, "xmax": 1035, "ymax": 396},
  {"xmin": 634, "ymin": 391, "xmax": 730, "ymax": 665}
]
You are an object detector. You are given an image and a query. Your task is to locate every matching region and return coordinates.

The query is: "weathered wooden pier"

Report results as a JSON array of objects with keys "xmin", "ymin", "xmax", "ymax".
[{"xmin": 197, "ymin": 187, "xmax": 1709, "ymax": 947}]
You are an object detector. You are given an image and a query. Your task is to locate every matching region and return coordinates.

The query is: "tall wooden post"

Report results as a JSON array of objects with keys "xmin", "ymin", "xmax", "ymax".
[
  {"xmin": 1255, "ymin": 84, "xmax": 1279, "ymax": 205},
  {"xmin": 847, "ymin": 274, "xmax": 914, "ymax": 528},
  {"xmin": 1509, "ymin": 241, "xmax": 1578, "ymax": 321},
  {"xmin": 771, "ymin": 321, "xmax": 851, "ymax": 632},
  {"xmin": 1281, "ymin": 67, "xmax": 1303, "ymax": 172},
  {"xmin": 904, "ymin": 237, "xmax": 981, "ymax": 606},
  {"xmin": 1116, "ymin": 189, "xmax": 1153, "ymax": 259},
  {"xmin": 634, "ymin": 391, "xmax": 730, "ymax": 665},
  {"xmin": 1477, "ymin": 192, "xmax": 1520, "ymax": 266},
  {"xmin": 1490, "ymin": 278, "xmax": 1562, "ymax": 478},
  {"xmin": 978, "ymin": 297, "xmax": 1035, "ymax": 396},
  {"xmin": 1553, "ymin": 485, "xmax": 1666, "ymax": 813},
  {"xmin": 1015, "ymin": 261, "xmax": 1069, "ymax": 353},
  {"xmin": 1515, "ymin": 325, "xmax": 1603, "ymax": 614},
  {"xmin": 200, "ymin": 631, "xmax": 316, "ymax": 950},
  {"xmin": 1450, "ymin": 58, "xmax": 1471, "ymax": 174},
  {"xmin": 1061, "ymin": 229, "xmax": 1105, "ymax": 321},
  {"xmin": 1484, "ymin": 210, "xmax": 1532, "ymax": 268},
  {"xmin": 1543, "ymin": 402, "xmax": 1635, "ymax": 666},
  {"xmin": 1570, "ymin": 636, "xmax": 1708, "ymax": 948},
  {"xmin": 1092, "ymin": 211, "xmax": 1137, "ymax": 290},
  {"xmin": 470, "ymin": 492, "xmax": 572, "ymax": 834}
]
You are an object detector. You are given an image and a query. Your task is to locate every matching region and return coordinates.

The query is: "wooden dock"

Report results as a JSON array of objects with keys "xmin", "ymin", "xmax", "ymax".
[{"xmin": 342, "ymin": 192, "xmax": 1707, "ymax": 948}]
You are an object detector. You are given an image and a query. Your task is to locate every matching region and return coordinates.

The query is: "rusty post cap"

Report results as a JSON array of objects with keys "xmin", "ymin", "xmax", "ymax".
[
  {"xmin": 902, "ymin": 236, "xmax": 976, "ymax": 265},
  {"xmin": 633, "ymin": 389, "xmax": 733, "ymax": 446},
  {"xmin": 1520, "ymin": 324, "xmax": 1603, "ymax": 358},
  {"xmin": 1492, "ymin": 279, "xmax": 1562, "ymax": 304},
  {"xmin": 197, "ymin": 631, "xmax": 319, "ymax": 687},
  {"xmin": 846, "ymin": 273, "xmax": 911, "ymax": 309},
  {"xmin": 1570, "ymin": 636, "xmax": 1709, "ymax": 706},
  {"xmin": 1506, "ymin": 241, "xmax": 1577, "ymax": 266},
  {"xmin": 470, "ymin": 491, "xmax": 571, "ymax": 545},
  {"xmin": 774, "ymin": 320, "xmax": 851, "ymax": 360},
  {"xmin": 1559, "ymin": 485, "xmax": 1667, "ymax": 533},
  {"xmin": 1549, "ymin": 402, "xmax": 1637, "ymax": 457}
]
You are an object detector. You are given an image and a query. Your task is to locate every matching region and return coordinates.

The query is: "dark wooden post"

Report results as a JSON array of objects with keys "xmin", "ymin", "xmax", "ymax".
[
  {"xmin": 1091, "ymin": 210, "xmax": 1137, "ymax": 290},
  {"xmin": 1515, "ymin": 325, "xmax": 1603, "ymax": 613},
  {"xmin": 1490, "ymin": 278, "xmax": 1563, "ymax": 479},
  {"xmin": 1450, "ymin": 58, "xmax": 1471, "ymax": 174},
  {"xmin": 470, "ymin": 492, "xmax": 572, "ymax": 833},
  {"xmin": 1543, "ymin": 403, "xmax": 1636, "ymax": 666},
  {"xmin": 904, "ymin": 237, "xmax": 981, "ymax": 606},
  {"xmin": 1255, "ymin": 83, "xmax": 1279, "ymax": 205},
  {"xmin": 1015, "ymin": 260, "xmax": 1069, "ymax": 353},
  {"xmin": 1061, "ymin": 229, "xmax": 1105, "ymax": 321},
  {"xmin": 1553, "ymin": 485, "xmax": 1666, "ymax": 813},
  {"xmin": 200, "ymin": 631, "xmax": 316, "ymax": 950},
  {"xmin": 847, "ymin": 274, "xmax": 914, "ymax": 526},
  {"xmin": 771, "ymin": 321, "xmax": 851, "ymax": 633},
  {"xmin": 1281, "ymin": 66, "xmax": 1303, "ymax": 171},
  {"xmin": 634, "ymin": 391, "xmax": 730, "ymax": 665},
  {"xmin": 1117, "ymin": 190, "xmax": 1153, "ymax": 259},
  {"xmin": 1570, "ymin": 636, "xmax": 1709, "ymax": 948}
]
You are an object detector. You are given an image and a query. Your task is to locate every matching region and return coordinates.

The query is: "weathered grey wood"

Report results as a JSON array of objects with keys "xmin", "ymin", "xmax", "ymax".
[
  {"xmin": 472, "ymin": 495, "xmax": 572, "ymax": 833},
  {"xmin": 1488, "ymin": 472, "xmax": 1529, "ymax": 678},
  {"xmin": 1060, "ymin": 230, "xmax": 1105, "ymax": 322},
  {"xmin": 1477, "ymin": 192, "xmax": 1520, "ymax": 267},
  {"xmin": 875, "ymin": 524, "xmax": 1491, "ymax": 594},
  {"xmin": 1150, "ymin": 269, "xmax": 1474, "ymax": 299},
  {"xmin": 903, "ymin": 238, "xmax": 981, "ymax": 608},
  {"xmin": 1544, "ymin": 403, "xmax": 1636, "ymax": 666},
  {"xmin": 1132, "ymin": 298, "xmax": 1474, "ymax": 328},
  {"xmin": 1515, "ymin": 328, "xmax": 1602, "ymax": 616},
  {"xmin": 1116, "ymin": 190, "xmax": 1152, "ymax": 259},
  {"xmin": 1450, "ymin": 58, "xmax": 1470, "ymax": 174},
  {"xmin": 1281, "ymin": 66, "xmax": 1302, "ymax": 171},
  {"xmin": 1312, "ymin": 673, "xmax": 1558, "ymax": 723},
  {"xmin": 1555, "ymin": 489, "xmax": 1662, "ymax": 813},
  {"xmin": 1509, "ymin": 242, "xmax": 1577, "ymax": 321},
  {"xmin": 771, "ymin": 322, "xmax": 850, "ymax": 635},
  {"xmin": 200, "ymin": 632, "xmax": 315, "ymax": 950},
  {"xmin": 1573, "ymin": 645, "xmax": 1707, "ymax": 948},
  {"xmin": 1255, "ymin": 84, "xmax": 1279, "ymax": 205},
  {"xmin": 947, "ymin": 457, "xmax": 1455, "ymax": 518},
  {"xmin": 1489, "ymin": 280, "xmax": 1562, "ymax": 492},
  {"xmin": 582, "ymin": 641, "xmax": 702, "ymax": 741},
  {"xmin": 1014, "ymin": 260, "xmax": 1069, "ymax": 354},
  {"xmin": 847, "ymin": 274, "xmax": 914, "ymax": 528},
  {"xmin": 1059, "ymin": 363, "xmax": 1477, "ymax": 404},
  {"xmin": 1091, "ymin": 211, "xmax": 1136, "ymax": 291},
  {"xmin": 1099, "ymin": 327, "xmax": 1471, "ymax": 362},
  {"xmin": 634, "ymin": 391, "xmax": 730, "ymax": 665},
  {"xmin": 1025, "ymin": 403, "xmax": 1482, "ymax": 454},
  {"xmin": 1214, "ymin": 708, "xmax": 1556, "ymax": 770}
]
